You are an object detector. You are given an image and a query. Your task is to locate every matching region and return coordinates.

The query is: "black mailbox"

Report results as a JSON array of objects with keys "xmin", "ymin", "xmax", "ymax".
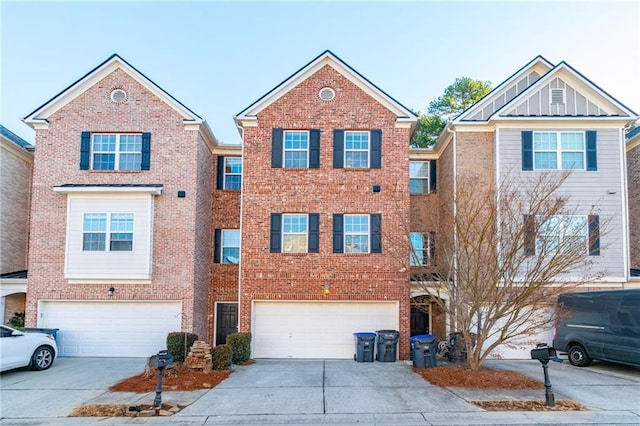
[
  {"xmin": 530, "ymin": 343, "xmax": 560, "ymax": 362},
  {"xmin": 149, "ymin": 350, "xmax": 174, "ymax": 368}
]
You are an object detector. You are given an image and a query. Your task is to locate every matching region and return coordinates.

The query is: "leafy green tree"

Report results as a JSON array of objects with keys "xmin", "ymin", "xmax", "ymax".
[{"xmin": 412, "ymin": 77, "xmax": 492, "ymax": 148}]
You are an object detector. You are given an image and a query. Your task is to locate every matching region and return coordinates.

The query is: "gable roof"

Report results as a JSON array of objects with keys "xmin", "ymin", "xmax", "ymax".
[
  {"xmin": 0, "ymin": 125, "xmax": 33, "ymax": 150},
  {"xmin": 23, "ymin": 54, "xmax": 203, "ymax": 127},
  {"xmin": 234, "ymin": 50, "xmax": 418, "ymax": 129},
  {"xmin": 491, "ymin": 61, "xmax": 637, "ymax": 120},
  {"xmin": 455, "ymin": 55, "xmax": 554, "ymax": 122}
]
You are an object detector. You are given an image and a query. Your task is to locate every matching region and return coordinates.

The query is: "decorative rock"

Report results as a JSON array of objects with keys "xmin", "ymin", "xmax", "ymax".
[
  {"xmin": 158, "ymin": 409, "xmax": 172, "ymax": 416},
  {"xmin": 138, "ymin": 409, "xmax": 155, "ymax": 417},
  {"xmin": 185, "ymin": 340, "xmax": 213, "ymax": 371}
]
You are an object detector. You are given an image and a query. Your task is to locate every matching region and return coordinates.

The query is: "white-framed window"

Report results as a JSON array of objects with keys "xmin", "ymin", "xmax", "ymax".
[
  {"xmin": 410, "ymin": 161, "xmax": 429, "ymax": 194},
  {"xmin": 82, "ymin": 213, "xmax": 134, "ymax": 252},
  {"xmin": 536, "ymin": 215, "xmax": 587, "ymax": 255},
  {"xmin": 92, "ymin": 134, "xmax": 142, "ymax": 171},
  {"xmin": 344, "ymin": 214, "xmax": 369, "ymax": 253},
  {"xmin": 345, "ymin": 131, "xmax": 369, "ymax": 168},
  {"xmin": 282, "ymin": 214, "xmax": 308, "ymax": 253},
  {"xmin": 410, "ymin": 232, "xmax": 435, "ymax": 266},
  {"xmin": 224, "ymin": 157, "xmax": 242, "ymax": 190},
  {"xmin": 284, "ymin": 131, "xmax": 309, "ymax": 168},
  {"xmin": 221, "ymin": 230, "xmax": 240, "ymax": 264},
  {"xmin": 533, "ymin": 132, "xmax": 585, "ymax": 170}
]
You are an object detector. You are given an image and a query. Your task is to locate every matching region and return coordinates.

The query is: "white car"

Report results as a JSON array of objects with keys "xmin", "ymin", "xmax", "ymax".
[{"xmin": 0, "ymin": 325, "xmax": 57, "ymax": 372}]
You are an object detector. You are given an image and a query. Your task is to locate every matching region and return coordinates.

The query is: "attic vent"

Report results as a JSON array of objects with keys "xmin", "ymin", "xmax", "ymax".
[
  {"xmin": 550, "ymin": 88, "xmax": 565, "ymax": 104},
  {"xmin": 319, "ymin": 87, "xmax": 335, "ymax": 101},
  {"xmin": 110, "ymin": 89, "xmax": 127, "ymax": 103}
]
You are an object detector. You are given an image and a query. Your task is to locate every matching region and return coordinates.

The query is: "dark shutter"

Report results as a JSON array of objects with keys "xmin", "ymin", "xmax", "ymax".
[
  {"xmin": 523, "ymin": 215, "xmax": 535, "ymax": 256},
  {"xmin": 370, "ymin": 214, "xmax": 382, "ymax": 253},
  {"xmin": 429, "ymin": 160, "xmax": 437, "ymax": 193},
  {"xmin": 309, "ymin": 129, "xmax": 320, "ymax": 168},
  {"xmin": 333, "ymin": 129, "xmax": 344, "ymax": 168},
  {"xmin": 522, "ymin": 131, "xmax": 533, "ymax": 171},
  {"xmin": 80, "ymin": 131, "xmax": 91, "ymax": 170},
  {"xmin": 216, "ymin": 156, "xmax": 225, "ymax": 189},
  {"xmin": 586, "ymin": 131, "xmax": 597, "ymax": 171},
  {"xmin": 588, "ymin": 215, "xmax": 600, "ymax": 256},
  {"xmin": 141, "ymin": 132, "xmax": 151, "ymax": 170},
  {"xmin": 308, "ymin": 213, "xmax": 319, "ymax": 253},
  {"xmin": 270, "ymin": 213, "xmax": 282, "ymax": 253},
  {"xmin": 214, "ymin": 229, "xmax": 221, "ymax": 263},
  {"xmin": 272, "ymin": 128, "xmax": 283, "ymax": 168},
  {"xmin": 428, "ymin": 231, "xmax": 436, "ymax": 265},
  {"xmin": 370, "ymin": 129, "xmax": 382, "ymax": 169},
  {"xmin": 333, "ymin": 214, "xmax": 344, "ymax": 253}
]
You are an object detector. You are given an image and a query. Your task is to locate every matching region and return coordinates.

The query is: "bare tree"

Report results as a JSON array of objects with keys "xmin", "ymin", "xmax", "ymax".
[{"xmin": 404, "ymin": 171, "xmax": 605, "ymax": 370}]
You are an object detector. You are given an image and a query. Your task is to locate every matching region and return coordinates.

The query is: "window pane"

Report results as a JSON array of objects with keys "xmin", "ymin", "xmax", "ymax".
[
  {"xmin": 119, "ymin": 154, "xmax": 142, "ymax": 171},
  {"xmin": 561, "ymin": 152, "xmax": 584, "ymax": 169},
  {"xmin": 222, "ymin": 230, "xmax": 240, "ymax": 246},
  {"xmin": 345, "ymin": 132, "xmax": 369, "ymax": 149},
  {"xmin": 110, "ymin": 233, "xmax": 133, "ymax": 251},
  {"xmin": 84, "ymin": 214, "xmax": 107, "ymax": 231},
  {"xmin": 410, "ymin": 161, "xmax": 428, "ymax": 178},
  {"xmin": 225, "ymin": 158, "xmax": 242, "ymax": 174},
  {"xmin": 345, "ymin": 215, "xmax": 369, "ymax": 233},
  {"xmin": 225, "ymin": 175, "xmax": 241, "ymax": 190},
  {"xmin": 533, "ymin": 133, "xmax": 557, "ymax": 150},
  {"xmin": 410, "ymin": 232, "xmax": 425, "ymax": 266},
  {"xmin": 93, "ymin": 154, "xmax": 116, "ymax": 170},
  {"xmin": 284, "ymin": 132, "xmax": 308, "ymax": 149},
  {"xmin": 283, "ymin": 215, "xmax": 307, "ymax": 233},
  {"xmin": 111, "ymin": 214, "xmax": 133, "ymax": 231},
  {"xmin": 222, "ymin": 247, "xmax": 240, "ymax": 264},
  {"xmin": 283, "ymin": 234, "xmax": 307, "ymax": 253},
  {"xmin": 560, "ymin": 133, "xmax": 584, "ymax": 150},
  {"xmin": 284, "ymin": 152, "xmax": 308, "ymax": 168},
  {"xmin": 83, "ymin": 233, "xmax": 105, "ymax": 251},
  {"xmin": 410, "ymin": 179, "xmax": 429, "ymax": 194},
  {"xmin": 93, "ymin": 135, "xmax": 116, "ymax": 152},
  {"xmin": 345, "ymin": 235, "xmax": 368, "ymax": 253},
  {"xmin": 119, "ymin": 135, "xmax": 142, "ymax": 152},
  {"xmin": 345, "ymin": 152, "xmax": 368, "ymax": 168},
  {"xmin": 534, "ymin": 152, "xmax": 557, "ymax": 169}
]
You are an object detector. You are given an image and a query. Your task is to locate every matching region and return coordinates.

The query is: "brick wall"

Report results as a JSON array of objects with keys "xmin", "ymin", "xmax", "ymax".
[
  {"xmin": 239, "ymin": 65, "xmax": 413, "ymax": 358},
  {"xmin": 0, "ymin": 142, "xmax": 32, "ymax": 274},
  {"xmin": 628, "ymin": 144, "xmax": 640, "ymax": 269},
  {"xmin": 26, "ymin": 68, "xmax": 211, "ymax": 334}
]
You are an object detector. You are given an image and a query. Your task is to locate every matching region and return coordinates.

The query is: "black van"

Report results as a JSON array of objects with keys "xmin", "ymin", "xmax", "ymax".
[{"xmin": 552, "ymin": 289, "xmax": 640, "ymax": 367}]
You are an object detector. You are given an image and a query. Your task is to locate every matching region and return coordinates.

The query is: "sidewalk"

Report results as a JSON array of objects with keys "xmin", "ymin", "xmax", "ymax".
[{"xmin": 1, "ymin": 358, "xmax": 639, "ymax": 425}]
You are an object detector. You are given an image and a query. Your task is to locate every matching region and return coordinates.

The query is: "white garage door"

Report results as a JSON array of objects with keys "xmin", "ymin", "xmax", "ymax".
[
  {"xmin": 253, "ymin": 301, "xmax": 399, "ymax": 359},
  {"xmin": 39, "ymin": 301, "xmax": 182, "ymax": 357}
]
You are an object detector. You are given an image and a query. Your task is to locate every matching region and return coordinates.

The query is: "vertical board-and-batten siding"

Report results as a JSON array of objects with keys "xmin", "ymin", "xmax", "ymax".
[
  {"xmin": 499, "ymin": 128, "xmax": 626, "ymax": 278},
  {"xmin": 504, "ymin": 78, "xmax": 608, "ymax": 117},
  {"xmin": 65, "ymin": 195, "xmax": 154, "ymax": 279},
  {"xmin": 467, "ymin": 71, "xmax": 541, "ymax": 121}
]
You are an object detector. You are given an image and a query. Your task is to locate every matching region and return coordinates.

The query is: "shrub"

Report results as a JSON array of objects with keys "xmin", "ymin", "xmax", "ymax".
[
  {"xmin": 8, "ymin": 311, "xmax": 25, "ymax": 328},
  {"xmin": 166, "ymin": 332, "xmax": 198, "ymax": 363},
  {"xmin": 211, "ymin": 344, "xmax": 232, "ymax": 370},
  {"xmin": 226, "ymin": 332, "xmax": 251, "ymax": 364}
]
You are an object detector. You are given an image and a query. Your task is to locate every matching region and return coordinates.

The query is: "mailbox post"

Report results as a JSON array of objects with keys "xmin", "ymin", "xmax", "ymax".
[
  {"xmin": 530, "ymin": 343, "xmax": 562, "ymax": 407},
  {"xmin": 148, "ymin": 350, "xmax": 174, "ymax": 408}
]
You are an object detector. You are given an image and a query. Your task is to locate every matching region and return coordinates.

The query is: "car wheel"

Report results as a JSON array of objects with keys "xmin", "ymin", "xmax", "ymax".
[
  {"xmin": 568, "ymin": 344, "xmax": 591, "ymax": 367},
  {"xmin": 30, "ymin": 346, "xmax": 54, "ymax": 371}
]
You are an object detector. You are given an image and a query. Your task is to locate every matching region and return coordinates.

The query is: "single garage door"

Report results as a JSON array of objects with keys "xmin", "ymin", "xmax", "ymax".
[
  {"xmin": 253, "ymin": 301, "xmax": 399, "ymax": 359},
  {"xmin": 39, "ymin": 301, "xmax": 182, "ymax": 357}
]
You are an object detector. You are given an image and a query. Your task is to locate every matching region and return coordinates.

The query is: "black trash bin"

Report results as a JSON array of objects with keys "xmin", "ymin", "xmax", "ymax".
[
  {"xmin": 24, "ymin": 328, "xmax": 59, "ymax": 340},
  {"xmin": 376, "ymin": 330, "xmax": 399, "ymax": 362},
  {"xmin": 353, "ymin": 332, "xmax": 376, "ymax": 362},
  {"xmin": 410, "ymin": 334, "xmax": 437, "ymax": 369}
]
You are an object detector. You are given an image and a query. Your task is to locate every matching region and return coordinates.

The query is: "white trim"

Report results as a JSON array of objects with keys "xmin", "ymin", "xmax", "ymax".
[
  {"xmin": 619, "ymin": 127, "xmax": 630, "ymax": 281},
  {"xmin": 54, "ymin": 185, "xmax": 163, "ymax": 195},
  {"xmin": 67, "ymin": 279, "xmax": 152, "ymax": 285}
]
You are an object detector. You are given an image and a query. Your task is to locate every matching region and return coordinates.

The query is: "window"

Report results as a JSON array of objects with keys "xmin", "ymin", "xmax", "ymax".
[
  {"xmin": 282, "ymin": 214, "xmax": 308, "ymax": 253},
  {"xmin": 82, "ymin": 213, "xmax": 133, "ymax": 252},
  {"xmin": 283, "ymin": 131, "xmax": 309, "ymax": 168},
  {"xmin": 410, "ymin": 232, "xmax": 435, "ymax": 266},
  {"xmin": 224, "ymin": 158, "xmax": 242, "ymax": 190},
  {"xmin": 536, "ymin": 215, "xmax": 587, "ymax": 255},
  {"xmin": 344, "ymin": 215, "xmax": 370, "ymax": 253},
  {"xmin": 533, "ymin": 132, "xmax": 585, "ymax": 170},
  {"xmin": 410, "ymin": 161, "xmax": 429, "ymax": 194},
  {"xmin": 345, "ymin": 131, "xmax": 369, "ymax": 168},
  {"xmin": 92, "ymin": 134, "xmax": 142, "ymax": 171},
  {"xmin": 221, "ymin": 230, "xmax": 240, "ymax": 263}
]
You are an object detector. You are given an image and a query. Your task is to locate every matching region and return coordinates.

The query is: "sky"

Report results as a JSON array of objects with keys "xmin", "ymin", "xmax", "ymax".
[{"xmin": 1, "ymin": 0, "xmax": 639, "ymax": 145}]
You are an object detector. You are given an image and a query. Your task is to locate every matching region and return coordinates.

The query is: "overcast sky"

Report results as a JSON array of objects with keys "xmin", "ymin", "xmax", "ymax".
[{"xmin": 2, "ymin": 0, "xmax": 639, "ymax": 145}]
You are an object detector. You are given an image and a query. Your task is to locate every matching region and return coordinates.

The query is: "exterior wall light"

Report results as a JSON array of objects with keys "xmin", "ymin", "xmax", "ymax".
[
  {"xmin": 108, "ymin": 287, "xmax": 115, "ymax": 297},
  {"xmin": 322, "ymin": 284, "xmax": 331, "ymax": 296}
]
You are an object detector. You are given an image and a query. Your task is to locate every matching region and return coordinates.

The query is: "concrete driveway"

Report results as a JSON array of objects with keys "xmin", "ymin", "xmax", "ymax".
[{"xmin": 1, "ymin": 357, "xmax": 639, "ymax": 425}]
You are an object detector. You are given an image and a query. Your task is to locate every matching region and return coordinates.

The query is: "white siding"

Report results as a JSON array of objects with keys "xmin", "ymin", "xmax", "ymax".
[
  {"xmin": 65, "ymin": 194, "xmax": 154, "ymax": 280},
  {"xmin": 498, "ymin": 128, "xmax": 626, "ymax": 280}
]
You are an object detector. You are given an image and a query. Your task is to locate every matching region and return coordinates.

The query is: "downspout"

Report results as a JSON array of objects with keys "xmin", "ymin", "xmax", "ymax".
[
  {"xmin": 446, "ymin": 125, "xmax": 457, "ymax": 332},
  {"xmin": 236, "ymin": 122, "xmax": 245, "ymax": 337},
  {"xmin": 620, "ymin": 124, "xmax": 631, "ymax": 286}
]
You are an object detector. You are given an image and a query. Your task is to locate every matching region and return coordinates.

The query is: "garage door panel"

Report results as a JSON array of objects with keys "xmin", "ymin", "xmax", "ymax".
[
  {"xmin": 40, "ymin": 301, "xmax": 182, "ymax": 357},
  {"xmin": 253, "ymin": 302, "xmax": 398, "ymax": 359}
]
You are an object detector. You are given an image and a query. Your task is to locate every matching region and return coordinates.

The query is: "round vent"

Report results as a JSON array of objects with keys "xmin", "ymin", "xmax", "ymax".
[
  {"xmin": 110, "ymin": 89, "xmax": 127, "ymax": 103},
  {"xmin": 319, "ymin": 87, "xmax": 335, "ymax": 101}
]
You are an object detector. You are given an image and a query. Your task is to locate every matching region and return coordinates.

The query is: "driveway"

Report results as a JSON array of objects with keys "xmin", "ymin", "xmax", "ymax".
[{"xmin": 1, "ymin": 357, "xmax": 639, "ymax": 425}]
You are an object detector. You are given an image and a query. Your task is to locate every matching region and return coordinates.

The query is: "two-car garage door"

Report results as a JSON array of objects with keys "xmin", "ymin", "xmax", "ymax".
[
  {"xmin": 39, "ymin": 301, "xmax": 182, "ymax": 357},
  {"xmin": 253, "ymin": 301, "xmax": 398, "ymax": 359}
]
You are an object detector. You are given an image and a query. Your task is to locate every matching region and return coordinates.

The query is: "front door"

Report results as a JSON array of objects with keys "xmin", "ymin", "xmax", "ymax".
[
  {"xmin": 410, "ymin": 305, "xmax": 430, "ymax": 336},
  {"xmin": 215, "ymin": 303, "xmax": 238, "ymax": 345}
]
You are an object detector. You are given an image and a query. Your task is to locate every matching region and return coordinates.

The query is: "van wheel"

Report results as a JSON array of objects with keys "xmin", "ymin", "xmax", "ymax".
[{"xmin": 568, "ymin": 345, "xmax": 591, "ymax": 367}]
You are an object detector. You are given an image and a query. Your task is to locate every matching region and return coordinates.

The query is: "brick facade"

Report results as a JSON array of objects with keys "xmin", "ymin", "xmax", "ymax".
[{"xmin": 628, "ymin": 143, "xmax": 640, "ymax": 269}]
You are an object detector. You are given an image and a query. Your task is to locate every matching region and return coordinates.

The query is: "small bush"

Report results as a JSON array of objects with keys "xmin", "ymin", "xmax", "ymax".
[
  {"xmin": 8, "ymin": 312, "xmax": 25, "ymax": 328},
  {"xmin": 166, "ymin": 332, "xmax": 198, "ymax": 363},
  {"xmin": 211, "ymin": 344, "xmax": 232, "ymax": 370},
  {"xmin": 227, "ymin": 332, "xmax": 251, "ymax": 364}
]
